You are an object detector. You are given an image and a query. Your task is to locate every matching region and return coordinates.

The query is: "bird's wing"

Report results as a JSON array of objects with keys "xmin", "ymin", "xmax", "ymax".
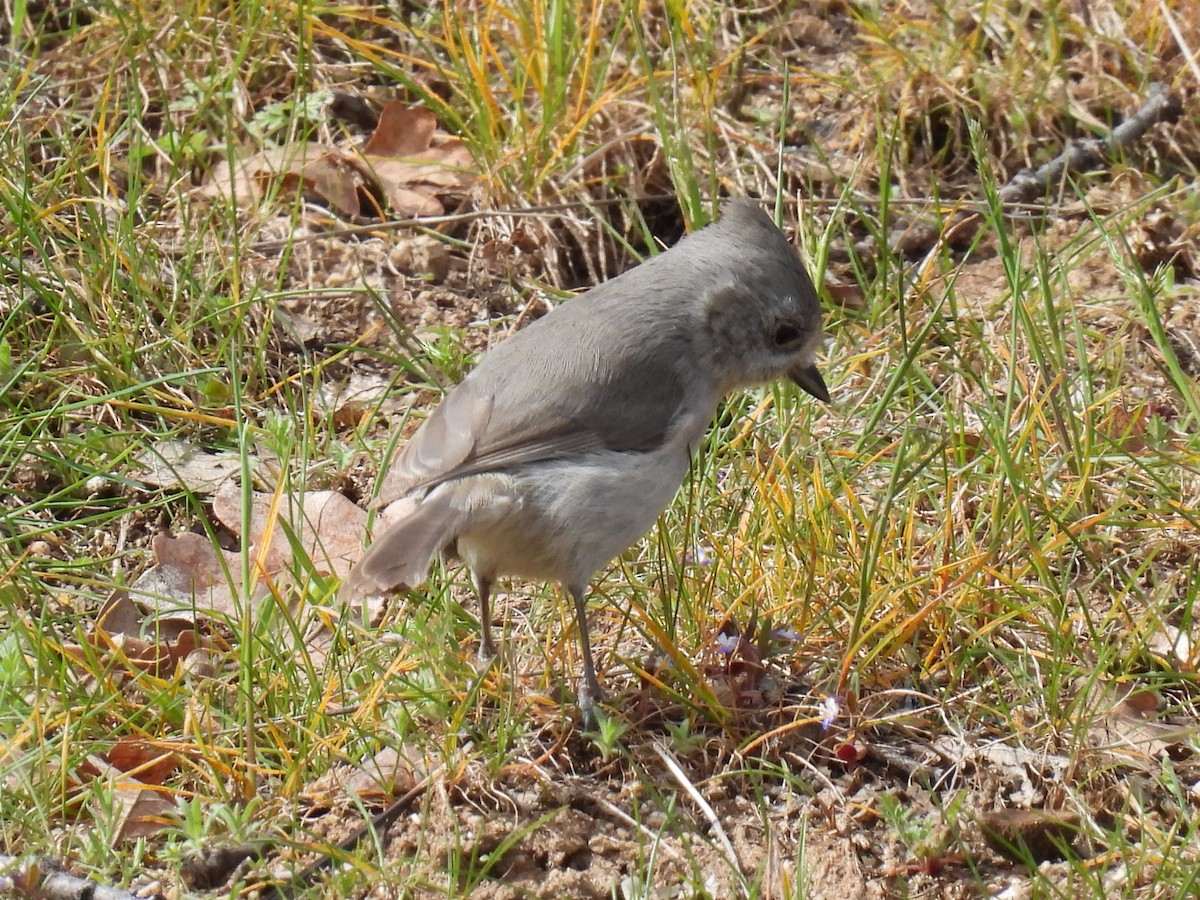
[{"xmin": 374, "ymin": 305, "xmax": 695, "ymax": 505}]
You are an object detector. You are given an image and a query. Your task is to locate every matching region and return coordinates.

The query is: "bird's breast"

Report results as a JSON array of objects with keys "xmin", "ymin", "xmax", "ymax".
[{"xmin": 455, "ymin": 444, "xmax": 693, "ymax": 586}]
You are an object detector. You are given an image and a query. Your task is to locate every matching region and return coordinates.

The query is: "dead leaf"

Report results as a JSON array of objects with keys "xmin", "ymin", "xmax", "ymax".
[
  {"xmin": 371, "ymin": 181, "xmax": 444, "ymax": 218},
  {"xmin": 363, "ymin": 103, "xmax": 438, "ymax": 157},
  {"xmin": 134, "ymin": 439, "xmax": 246, "ymax": 493},
  {"xmin": 369, "ymin": 141, "xmax": 475, "ymax": 189},
  {"xmin": 200, "ymin": 104, "xmax": 474, "ymax": 220},
  {"xmin": 1096, "ymin": 686, "xmax": 1196, "ymax": 763},
  {"xmin": 202, "ymin": 142, "xmax": 376, "ymax": 218},
  {"xmin": 107, "ymin": 737, "xmax": 180, "ymax": 787},
  {"xmin": 1099, "ymin": 404, "xmax": 1150, "ymax": 454},
  {"xmin": 96, "ymin": 590, "xmax": 144, "ymax": 637},
  {"xmin": 212, "ymin": 481, "xmax": 365, "ymax": 581},
  {"xmin": 360, "ymin": 101, "xmax": 475, "ymax": 217},
  {"xmin": 60, "ymin": 586, "xmax": 215, "ymax": 685},
  {"xmin": 302, "ymin": 744, "xmax": 422, "ymax": 809},
  {"xmin": 120, "ymin": 485, "xmax": 366, "ymax": 668},
  {"xmin": 80, "ymin": 754, "xmax": 177, "ymax": 843},
  {"xmin": 824, "ymin": 274, "xmax": 866, "ymax": 311},
  {"xmin": 130, "ymin": 532, "xmax": 251, "ymax": 623},
  {"xmin": 285, "ymin": 150, "xmax": 377, "ymax": 218},
  {"xmin": 1146, "ymin": 622, "xmax": 1194, "ymax": 669},
  {"xmin": 313, "ymin": 369, "xmax": 412, "ymax": 432},
  {"xmin": 935, "ymin": 736, "xmax": 1067, "ymax": 808}
]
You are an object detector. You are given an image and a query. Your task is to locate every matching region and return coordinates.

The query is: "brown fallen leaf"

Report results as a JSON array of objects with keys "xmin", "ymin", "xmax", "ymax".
[
  {"xmin": 283, "ymin": 150, "xmax": 376, "ymax": 218},
  {"xmin": 112, "ymin": 485, "xmax": 367, "ymax": 677},
  {"xmin": 201, "ymin": 142, "xmax": 376, "ymax": 218},
  {"xmin": 301, "ymin": 744, "xmax": 423, "ymax": 809},
  {"xmin": 63, "ymin": 609, "xmax": 207, "ymax": 681},
  {"xmin": 130, "ymin": 532, "xmax": 252, "ymax": 624},
  {"xmin": 134, "ymin": 439, "xmax": 248, "ymax": 494},
  {"xmin": 363, "ymin": 102, "xmax": 438, "ymax": 156},
  {"xmin": 360, "ymin": 101, "xmax": 475, "ymax": 217},
  {"xmin": 79, "ymin": 754, "xmax": 177, "ymax": 844},
  {"xmin": 823, "ymin": 274, "xmax": 866, "ymax": 311},
  {"xmin": 200, "ymin": 103, "xmax": 474, "ymax": 219},
  {"xmin": 106, "ymin": 736, "xmax": 180, "ymax": 787},
  {"xmin": 1146, "ymin": 621, "xmax": 1195, "ymax": 670},
  {"xmin": 371, "ymin": 182, "xmax": 444, "ymax": 218},
  {"xmin": 56, "ymin": 587, "xmax": 214, "ymax": 691},
  {"xmin": 95, "ymin": 590, "xmax": 144, "ymax": 636},
  {"xmin": 1096, "ymin": 685, "xmax": 1197, "ymax": 763},
  {"xmin": 317, "ymin": 371, "xmax": 411, "ymax": 432},
  {"xmin": 211, "ymin": 481, "xmax": 366, "ymax": 581}
]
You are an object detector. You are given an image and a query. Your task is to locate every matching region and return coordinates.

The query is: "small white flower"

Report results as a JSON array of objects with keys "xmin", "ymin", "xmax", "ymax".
[{"xmin": 818, "ymin": 695, "xmax": 842, "ymax": 730}]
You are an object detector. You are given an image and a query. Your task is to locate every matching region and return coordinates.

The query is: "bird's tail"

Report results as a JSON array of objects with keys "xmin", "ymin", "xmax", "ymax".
[{"xmin": 339, "ymin": 492, "xmax": 468, "ymax": 601}]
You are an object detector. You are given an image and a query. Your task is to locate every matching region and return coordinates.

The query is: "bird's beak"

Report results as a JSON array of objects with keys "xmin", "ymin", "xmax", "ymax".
[{"xmin": 789, "ymin": 364, "xmax": 830, "ymax": 402}]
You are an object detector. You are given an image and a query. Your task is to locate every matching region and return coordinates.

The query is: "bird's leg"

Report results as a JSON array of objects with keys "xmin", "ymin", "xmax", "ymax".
[
  {"xmin": 568, "ymin": 583, "xmax": 604, "ymax": 727},
  {"xmin": 474, "ymin": 573, "xmax": 497, "ymax": 661}
]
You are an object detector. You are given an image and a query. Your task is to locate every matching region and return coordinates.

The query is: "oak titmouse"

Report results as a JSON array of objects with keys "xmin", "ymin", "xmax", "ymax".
[{"xmin": 343, "ymin": 199, "xmax": 829, "ymax": 723}]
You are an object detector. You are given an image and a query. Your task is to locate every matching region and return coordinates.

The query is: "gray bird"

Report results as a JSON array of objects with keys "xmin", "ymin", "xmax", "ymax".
[{"xmin": 342, "ymin": 199, "xmax": 829, "ymax": 723}]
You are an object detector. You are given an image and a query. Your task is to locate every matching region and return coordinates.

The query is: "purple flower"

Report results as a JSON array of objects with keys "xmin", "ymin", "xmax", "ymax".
[
  {"xmin": 715, "ymin": 632, "xmax": 740, "ymax": 654},
  {"xmin": 771, "ymin": 626, "xmax": 802, "ymax": 642},
  {"xmin": 683, "ymin": 545, "xmax": 715, "ymax": 566},
  {"xmin": 819, "ymin": 695, "xmax": 842, "ymax": 730}
]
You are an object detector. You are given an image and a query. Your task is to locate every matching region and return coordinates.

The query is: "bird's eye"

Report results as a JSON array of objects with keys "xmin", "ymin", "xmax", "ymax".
[{"xmin": 773, "ymin": 323, "xmax": 803, "ymax": 347}]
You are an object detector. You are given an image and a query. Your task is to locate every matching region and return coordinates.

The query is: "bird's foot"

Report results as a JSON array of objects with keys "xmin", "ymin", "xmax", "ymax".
[
  {"xmin": 476, "ymin": 638, "xmax": 498, "ymax": 668},
  {"xmin": 577, "ymin": 680, "xmax": 606, "ymax": 730}
]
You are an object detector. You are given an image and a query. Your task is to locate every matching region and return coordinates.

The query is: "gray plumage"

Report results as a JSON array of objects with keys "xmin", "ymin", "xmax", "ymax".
[{"xmin": 342, "ymin": 199, "xmax": 829, "ymax": 723}]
